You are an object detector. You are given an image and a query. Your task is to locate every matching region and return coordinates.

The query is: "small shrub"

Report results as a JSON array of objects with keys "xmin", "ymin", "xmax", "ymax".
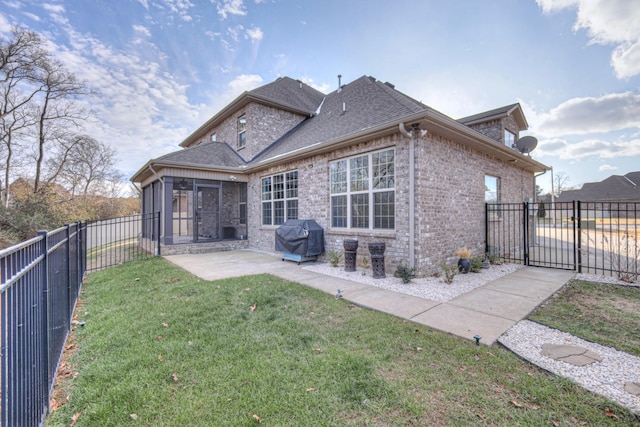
[
  {"xmin": 486, "ymin": 251, "xmax": 502, "ymax": 265},
  {"xmin": 360, "ymin": 256, "xmax": 369, "ymax": 269},
  {"xmin": 328, "ymin": 250, "xmax": 342, "ymax": 267},
  {"xmin": 470, "ymin": 255, "xmax": 483, "ymax": 273},
  {"xmin": 393, "ymin": 264, "xmax": 415, "ymax": 284},
  {"xmin": 440, "ymin": 262, "xmax": 457, "ymax": 284}
]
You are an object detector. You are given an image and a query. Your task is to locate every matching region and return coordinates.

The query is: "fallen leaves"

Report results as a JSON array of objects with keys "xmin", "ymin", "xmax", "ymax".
[
  {"xmin": 172, "ymin": 373, "xmax": 179, "ymax": 382},
  {"xmin": 251, "ymin": 413, "xmax": 262, "ymax": 423},
  {"xmin": 130, "ymin": 413, "xmax": 139, "ymax": 420},
  {"xmin": 604, "ymin": 407, "xmax": 618, "ymax": 419},
  {"xmin": 158, "ymin": 354, "xmax": 163, "ymax": 362},
  {"xmin": 306, "ymin": 387, "xmax": 316, "ymax": 392},
  {"xmin": 510, "ymin": 400, "xmax": 540, "ymax": 410},
  {"xmin": 162, "ymin": 322, "xmax": 169, "ymax": 328},
  {"xmin": 70, "ymin": 412, "xmax": 82, "ymax": 427},
  {"xmin": 249, "ymin": 303, "xmax": 257, "ymax": 312}
]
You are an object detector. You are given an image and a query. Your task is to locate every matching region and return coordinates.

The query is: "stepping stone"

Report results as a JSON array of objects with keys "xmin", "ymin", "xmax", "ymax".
[
  {"xmin": 625, "ymin": 382, "xmax": 640, "ymax": 396},
  {"xmin": 541, "ymin": 343, "xmax": 603, "ymax": 366}
]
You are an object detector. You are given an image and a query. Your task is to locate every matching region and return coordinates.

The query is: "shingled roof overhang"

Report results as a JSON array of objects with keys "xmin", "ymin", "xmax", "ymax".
[
  {"xmin": 131, "ymin": 158, "xmax": 249, "ymax": 183},
  {"xmin": 425, "ymin": 108, "xmax": 546, "ymax": 173},
  {"xmin": 248, "ymin": 109, "xmax": 547, "ymax": 174},
  {"xmin": 458, "ymin": 103, "xmax": 529, "ymax": 130}
]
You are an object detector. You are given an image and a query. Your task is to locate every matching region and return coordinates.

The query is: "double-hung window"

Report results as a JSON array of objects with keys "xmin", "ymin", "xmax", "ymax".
[
  {"xmin": 330, "ymin": 149, "xmax": 395, "ymax": 229},
  {"xmin": 262, "ymin": 171, "xmax": 298, "ymax": 226},
  {"xmin": 238, "ymin": 115, "xmax": 246, "ymax": 148},
  {"xmin": 485, "ymin": 175, "xmax": 500, "ymax": 220},
  {"xmin": 504, "ymin": 129, "xmax": 515, "ymax": 147}
]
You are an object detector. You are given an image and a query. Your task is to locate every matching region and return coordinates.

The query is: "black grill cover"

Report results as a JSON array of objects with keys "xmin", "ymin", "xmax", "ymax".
[{"xmin": 275, "ymin": 219, "xmax": 324, "ymax": 256}]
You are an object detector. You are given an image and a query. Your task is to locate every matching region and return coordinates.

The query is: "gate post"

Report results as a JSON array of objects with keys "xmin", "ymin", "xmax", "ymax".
[
  {"xmin": 575, "ymin": 201, "xmax": 582, "ymax": 273},
  {"xmin": 523, "ymin": 202, "xmax": 529, "ymax": 265}
]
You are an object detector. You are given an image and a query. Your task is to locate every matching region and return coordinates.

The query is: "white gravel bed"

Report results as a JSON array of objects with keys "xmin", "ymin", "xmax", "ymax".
[
  {"xmin": 499, "ymin": 320, "xmax": 640, "ymax": 414},
  {"xmin": 575, "ymin": 273, "xmax": 639, "ymax": 288},
  {"xmin": 302, "ymin": 262, "xmax": 524, "ymax": 302}
]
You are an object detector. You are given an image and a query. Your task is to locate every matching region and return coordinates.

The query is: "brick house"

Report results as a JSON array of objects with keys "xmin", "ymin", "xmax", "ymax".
[{"xmin": 131, "ymin": 75, "xmax": 548, "ymax": 274}]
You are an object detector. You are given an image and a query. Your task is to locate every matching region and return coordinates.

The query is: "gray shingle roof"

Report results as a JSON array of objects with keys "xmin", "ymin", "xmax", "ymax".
[
  {"xmin": 248, "ymin": 76, "xmax": 325, "ymax": 115},
  {"xmin": 250, "ymin": 76, "xmax": 427, "ymax": 164},
  {"xmin": 557, "ymin": 171, "xmax": 640, "ymax": 202},
  {"xmin": 155, "ymin": 141, "xmax": 246, "ymax": 168}
]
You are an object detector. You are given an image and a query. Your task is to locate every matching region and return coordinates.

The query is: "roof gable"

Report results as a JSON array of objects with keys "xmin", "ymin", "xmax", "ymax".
[
  {"xmin": 179, "ymin": 77, "xmax": 325, "ymax": 148},
  {"xmin": 458, "ymin": 103, "xmax": 528, "ymax": 130}
]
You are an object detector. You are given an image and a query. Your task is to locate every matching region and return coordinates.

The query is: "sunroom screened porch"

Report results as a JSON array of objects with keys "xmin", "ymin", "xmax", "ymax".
[{"xmin": 142, "ymin": 176, "xmax": 247, "ymax": 246}]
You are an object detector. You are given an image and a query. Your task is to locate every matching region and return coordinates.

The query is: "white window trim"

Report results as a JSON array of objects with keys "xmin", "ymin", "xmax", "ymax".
[
  {"xmin": 261, "ymin": 171, "xmax": 298, "ymax": 226},
  {"xmin": 330, "ymin": 148, "xmax": 395, "ymax": 230}
]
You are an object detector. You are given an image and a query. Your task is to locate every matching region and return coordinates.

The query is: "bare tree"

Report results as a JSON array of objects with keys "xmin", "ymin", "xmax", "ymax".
[
  {"xmin": 0, "ymin": 28, "xmax": 48, "ymax": 204},
  {"xmin": 553, "ymin": 171, "xmax": 570, "ymax": 197},
  {"xmin": 48, "ymin": 135, "xmax": 122, "ymax": 197},
  {"xmin": 32, "ymin": 58, "xmax": 88, "ymax": 193}
]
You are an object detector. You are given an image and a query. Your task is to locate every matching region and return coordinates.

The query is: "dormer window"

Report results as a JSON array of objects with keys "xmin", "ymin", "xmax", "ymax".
[
  {"xmin": 237, "ymin": 115, "xmax": 246, "ymax": 148},
  {"xmin": 504, "ymin": 129, "xmax": 515, "ymax": 147}
]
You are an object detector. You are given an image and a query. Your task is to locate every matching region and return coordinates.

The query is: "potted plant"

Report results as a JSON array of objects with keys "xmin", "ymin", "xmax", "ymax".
[{"xmin": 455, "ymin": 247, "xmax": 472, "ymax": 274}]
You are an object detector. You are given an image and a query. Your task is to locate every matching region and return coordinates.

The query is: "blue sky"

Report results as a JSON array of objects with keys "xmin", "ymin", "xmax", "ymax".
[{"xmin": 1, "ymin": 0, "xmax": 639, "ymax": 194}]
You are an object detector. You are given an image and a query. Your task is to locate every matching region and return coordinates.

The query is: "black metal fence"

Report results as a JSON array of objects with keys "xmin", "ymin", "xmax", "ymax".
[
  {"xmin": 486, "ymin": 201, "xmax": 639, "ymax": 281},
  {"xmin": 0, "ymin": 212, "xmax": 160, "ymax": 427},
  {"xmin": 86, "ymin": 212, "xmax": 160, "ymax": 271}
]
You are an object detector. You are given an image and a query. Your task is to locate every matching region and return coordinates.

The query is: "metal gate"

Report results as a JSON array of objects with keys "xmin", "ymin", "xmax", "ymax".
[{"xmin": 486, "ymin": 201, "xmax": 639, "ymax": 281}]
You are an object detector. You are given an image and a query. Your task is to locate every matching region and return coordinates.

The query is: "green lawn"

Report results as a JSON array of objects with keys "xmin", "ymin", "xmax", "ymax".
[
  {"xmin": 530, "ymin": 279, "xmax": 640, "ymax": 357},
  {"xmin": 46, "ymin": 258, "xmax": 639, "ymax": 426}
]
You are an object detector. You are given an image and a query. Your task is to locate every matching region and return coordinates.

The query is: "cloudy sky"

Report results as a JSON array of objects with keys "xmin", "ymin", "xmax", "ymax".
[{"xmin": 1, "ymin": 0, "xmax": 639, "ymax": 193}]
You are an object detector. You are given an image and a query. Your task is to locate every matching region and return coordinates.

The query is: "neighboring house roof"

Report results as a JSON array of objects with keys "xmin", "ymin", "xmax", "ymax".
[
  {"xmin": 557, "ymin": 171, "xmax": 640, "ymax": 202},
  {"xmin": 179, "ymin": 77, "xmax": 325, "ymax": 148},
  {"xmin": 458, "ymin": 103, "xmax": 529, "ymax": 130}
]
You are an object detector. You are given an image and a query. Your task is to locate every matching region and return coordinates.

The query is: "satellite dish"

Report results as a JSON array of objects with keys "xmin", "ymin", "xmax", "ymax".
[{"xmin": 515, "ymin": 136, "xmax": 537, "ymax": 155}]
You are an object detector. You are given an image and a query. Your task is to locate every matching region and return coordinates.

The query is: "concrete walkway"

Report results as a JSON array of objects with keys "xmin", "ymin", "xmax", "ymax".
[{"xmin": 165, "ymin": 249, "xmax": 575, "ymax": 346}]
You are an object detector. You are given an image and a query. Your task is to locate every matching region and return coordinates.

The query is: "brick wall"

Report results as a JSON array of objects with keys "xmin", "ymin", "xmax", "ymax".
[
  {"xmin": 196, "ymin": 102, "xmax": 308, "ymax": 162},
  {"xmin": 245, "ymin": 129, "xmax": 534, "ymax": 276}
]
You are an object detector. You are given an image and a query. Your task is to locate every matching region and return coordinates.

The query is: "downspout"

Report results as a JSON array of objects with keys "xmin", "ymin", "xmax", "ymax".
[
  {"xmin": 399, "ymin": 122, "xmax": 416, "ymax": 270},
  {"xmin": 148, "ymin": 165, "xmax": 165, "ymax": 244}
]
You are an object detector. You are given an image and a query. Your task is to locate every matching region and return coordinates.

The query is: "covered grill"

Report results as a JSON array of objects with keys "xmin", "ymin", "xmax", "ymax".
[{"xmin": 275, "ymin": 219, "xmax": 324, "ymax": 264}]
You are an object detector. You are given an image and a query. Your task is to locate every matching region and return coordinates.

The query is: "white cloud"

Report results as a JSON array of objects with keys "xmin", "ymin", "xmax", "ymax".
[
  {"xmin": 537, "ymin": 137, "xmax": 640, "ymax": 159},
  {"xmin": 245, "ymin": 26, "xmax": 263, "ymax": 41},
  {"xmin": 133, "ymin": 24, "xmax": 151, "ymax": 37},
  {"xmin": 217, "ymin": 0, "xmax": 247, "ymax": 19},
  {"xmin": 41, "ymin": 3, "xmax": 65, "ymax": 14},
  {"xmin": 163, "ymin": 0, "xmax": 194, "ymax": 21},
  {"xmin": 599, "ymin": 164, "xmax": 618, "ymax": 171},
  {"xmin": 26, "ymin": 11, "xmax": 203, "ymax": 177},
  {"xmin": 534, "ymin": 92, "xmax": 640, "ymax": 136},
  {"xmin": 300, "ymin": 77, "xmax": 330, "ymax": 93},
  {"xmin": 227, "ymin": 74, "xmax": 263, "ymax": 94},
  {"xmin": 227, "ymin": 25, "xmax": 243, "ymax": 42},
  {"xmin": 537, "ymin": 0, "xmax": 640, "ymax": 78}
]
